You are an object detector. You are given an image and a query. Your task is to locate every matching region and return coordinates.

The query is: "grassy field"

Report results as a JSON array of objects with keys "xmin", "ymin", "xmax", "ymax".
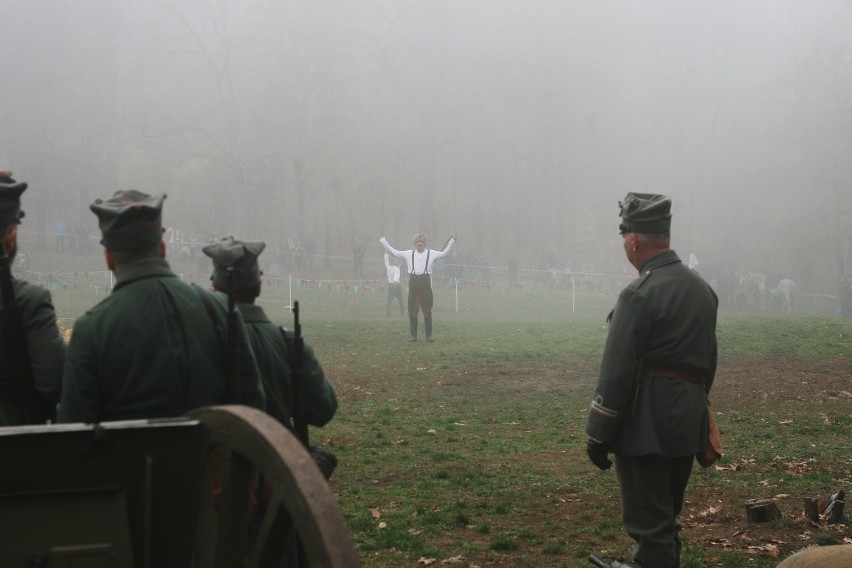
[{"xmin": 20, "ymin": 245, "xmax": 852, "ymax": 567}]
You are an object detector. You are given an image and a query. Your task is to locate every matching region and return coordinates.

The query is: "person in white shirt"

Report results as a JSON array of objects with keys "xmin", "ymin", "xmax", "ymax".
[
  {"xmin": 384, "ymin": 252, "xmax": 404, "ymax": 316},
  {"xmin": 688, "ymin": 251, "xmax": 699, "ymax": 270},
  {"xmin": 378, "ymin": 233, "xmax": 456, "ymax": 342}
]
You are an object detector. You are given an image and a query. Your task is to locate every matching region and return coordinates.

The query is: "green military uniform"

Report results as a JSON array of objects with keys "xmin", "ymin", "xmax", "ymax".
[
  {"xmin": 585, "ymin": 193, "xmax": 718, "ymax": 568},
  {"xmin": 0, "ymin": 172, "xmax": 65, "ymax": 425},
  {"xmin": 0, "ymin": 281, "xmax": 66, "ymax": 419},
  {"xmin": 205, "ymin": 236, "xmax": 337, "ymax": 564},
  {"xmin": 203, "ymin": 237, "xmax": 337, "ymax": 430},
  {"xmin": 239, "ymin": 303, "xmax": 336, "ymax": 427},
  {"xmin": 58, "ymin": 191, "xmax": 264, "ymax": 423}
]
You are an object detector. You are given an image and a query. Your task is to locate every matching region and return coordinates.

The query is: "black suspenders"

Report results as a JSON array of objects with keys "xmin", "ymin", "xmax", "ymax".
[{"xmin": 410, "ymin": 250, "xmax": 430, "ymax": 275}]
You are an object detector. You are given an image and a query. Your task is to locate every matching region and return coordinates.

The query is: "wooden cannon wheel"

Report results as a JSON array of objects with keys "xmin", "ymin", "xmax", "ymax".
[{"xmin": 190, "ymin": 405, "xmax": 360, "ymax": 568}]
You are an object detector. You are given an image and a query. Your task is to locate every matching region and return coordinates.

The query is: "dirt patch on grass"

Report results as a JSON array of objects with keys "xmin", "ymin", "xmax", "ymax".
[
  {"xmin": 682, "ymin": 355, "xmax": 852, "ymax": 562},
  {"xmin": 715, "ymin": 354, "xmax": 852, "ymax": 407},
  {"xmin": 333, "ymin": 353, "xmax": 851, "ymax": 565}
]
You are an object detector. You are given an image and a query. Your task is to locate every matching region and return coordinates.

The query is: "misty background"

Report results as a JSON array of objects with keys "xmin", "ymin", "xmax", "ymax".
[{"xmin": 1, "ymin": 1, "xmax": 850, "ymax": 297}]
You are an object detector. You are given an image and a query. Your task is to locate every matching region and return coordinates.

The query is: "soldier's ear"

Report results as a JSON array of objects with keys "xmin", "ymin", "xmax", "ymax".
[
  {"xmin": 104, "ymin": 248, "xmax": 117, "ymax": 272},
  {"xmin": 158, "ymin": 240, "xmax": 167, "ymax": 258},
  {"xmin": 3, "ymin": 225, "xmax": 16, "ymax": 254}
]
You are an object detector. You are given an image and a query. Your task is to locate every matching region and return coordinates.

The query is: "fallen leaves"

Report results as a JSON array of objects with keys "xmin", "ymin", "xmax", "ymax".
[
  {"xmin": 744, "ymin": 543, "xmax": 780, "ymax": 558},
  {"xmin": 418, "ymin": 556, "xmax": 466, "ymax": 565},
  {"xmin": 710, "ymin": 531, "xmax": 786, "ymax": 558}
]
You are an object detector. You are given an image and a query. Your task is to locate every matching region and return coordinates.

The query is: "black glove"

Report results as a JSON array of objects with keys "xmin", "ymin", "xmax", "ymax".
[{"xmin": 587, "ymin": 439, "xmax": 613, "ymax": 470}]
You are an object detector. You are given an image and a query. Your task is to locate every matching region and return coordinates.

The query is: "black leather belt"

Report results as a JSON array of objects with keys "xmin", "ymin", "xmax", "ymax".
[{"xmin": 645, "ymin": 366, "xmax": 705, "ymax": 385}]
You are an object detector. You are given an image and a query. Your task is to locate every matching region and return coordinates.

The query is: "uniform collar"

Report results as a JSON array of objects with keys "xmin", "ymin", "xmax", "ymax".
[
  {"xmin": 236, "ymin": 303, "xmax": 270, "ymax": 323},
  {"xmin": 638, "ymin": 249, "xmax": 681, "ymax": 274},
  {"xmin": 113, "ymin": 257, "xmax": 175, "ymax": 291}
]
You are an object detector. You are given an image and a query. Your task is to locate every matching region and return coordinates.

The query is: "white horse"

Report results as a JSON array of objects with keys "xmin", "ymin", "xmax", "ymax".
[{"xmin": 762, "ymin": 278, "xmax": 796, "ymax": 314}]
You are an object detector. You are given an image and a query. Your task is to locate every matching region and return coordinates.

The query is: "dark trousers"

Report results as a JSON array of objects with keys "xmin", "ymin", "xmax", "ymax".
[
  {"xmin": 386, "ymin": 283, "xmax": 403, "ymax": 314},
  {"xmin": 616, "ymin": 454, "xmax": 694, "ymax": 568},
  {"xmin": 407, "ymin": 274, "xmax": 433, "ymax": 317}
]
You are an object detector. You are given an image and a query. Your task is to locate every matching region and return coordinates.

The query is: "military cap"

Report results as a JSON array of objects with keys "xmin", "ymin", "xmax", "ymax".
[
  {"xmin": 618, "ymin": 192, "xmax": 672, "ymax": 234},
  {"xmin": 0, "ymin": 171, "xmax": 27, "ymax": 228},
  {"xmin": 412, "ymin": 233, "xmax": 427, "ymax": 245},
  {"xmin": 202, "ymin": 236, "xmax": 265, "ymax": 292},
  {"xmin": 90, "ymin": 190, "xmax": 166, "ymax": 251}
]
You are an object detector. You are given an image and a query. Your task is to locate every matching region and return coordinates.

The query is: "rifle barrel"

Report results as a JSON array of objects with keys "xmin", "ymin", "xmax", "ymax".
[{"xmin": 292, "ymin": 301, "xmax": 309, "ymax": 446}]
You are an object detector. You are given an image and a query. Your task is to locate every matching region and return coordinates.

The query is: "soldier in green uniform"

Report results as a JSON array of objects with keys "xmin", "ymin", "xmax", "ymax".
[
  {"xmin": 203, "ymin": 236, "xmax": 337, "ymax": 568},
  {"xmin": 585, "ymin": 193, "xmax": 718, "ymax": 568},
  {"xmin": 202, "ymin": 236, "xmax": 337, "ymax": 432},
  {"xmin": 58, "ymin": 190, "xmax": 265, "ymax": 423},
  {"xmin": 0, "ymin": 171, "xmax": 65, "ymax": 425}
]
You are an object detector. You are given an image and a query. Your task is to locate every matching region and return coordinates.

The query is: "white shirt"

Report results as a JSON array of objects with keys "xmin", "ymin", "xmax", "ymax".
[
  {"xmin": 384, "ymin": 253, "xmax": 400, "ymax": 285},
  {"xmin": 380, "ymin": 237, "xmax": 455, "ymax": 275},
  {"xmin": 688, "ymin": 252, "xmax": 699, "ymax": 270}
]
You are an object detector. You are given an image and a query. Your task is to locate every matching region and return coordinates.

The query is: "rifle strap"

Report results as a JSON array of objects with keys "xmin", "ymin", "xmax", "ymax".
[
  {"xmin": 193, "ymin": 285, "xmax": 234, "ymax": 402},
  {"xmin": 262, "ymin": 326, "xmax": 297, "ymax": 428}
]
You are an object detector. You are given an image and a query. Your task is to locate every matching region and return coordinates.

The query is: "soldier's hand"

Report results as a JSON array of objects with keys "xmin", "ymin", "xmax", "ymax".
[{"xmin": 586, "ymin": 439, "xmax": 613, "ymax": 470}]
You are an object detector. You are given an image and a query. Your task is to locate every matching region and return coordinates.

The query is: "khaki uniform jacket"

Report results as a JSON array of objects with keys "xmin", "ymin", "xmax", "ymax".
[
  {"xmin": 58, "ymin": 258, "xmax": 264, "ymax": 423},
  {"xmin": 585, "ymin": 250, "xmax": 718, "ymax": 457},
  {"xmin": 0, "ymin": 279, "xmax": 66, "ymax": 424}
]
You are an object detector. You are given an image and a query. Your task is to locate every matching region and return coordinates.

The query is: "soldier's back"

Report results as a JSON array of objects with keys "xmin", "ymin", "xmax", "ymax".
[{"xmin": 59, "ymin": 260, "xmax": 252, "ymax": 423}]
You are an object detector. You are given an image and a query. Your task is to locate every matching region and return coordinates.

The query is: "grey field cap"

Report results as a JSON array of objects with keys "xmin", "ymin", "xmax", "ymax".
[
  {"xmin": 203, "ymin": 236, "xmax": 266, "ymax": 292},
  {"xmin": 0, "ymin": 171, "xmax": 27, "ymax": 228},
  {"xmin": 90, "ymin": 190, "xmax": 166, "ymax": 250},
  {"xmin": 618, "ymin": 192, "xmax": 672, "ymax": 234}
]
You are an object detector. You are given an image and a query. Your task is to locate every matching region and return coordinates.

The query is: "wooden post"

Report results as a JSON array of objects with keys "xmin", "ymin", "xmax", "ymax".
[
  {"xmin": 745, "ymin": 499, "xmax": 781, "ymax": 522},
  {"xmin": 802, "ymin": 497, "xmax": 819, "ymax": 522}
]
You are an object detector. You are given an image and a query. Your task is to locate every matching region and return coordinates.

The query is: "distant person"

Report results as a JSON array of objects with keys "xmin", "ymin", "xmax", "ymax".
[
  {"xmin": 841, "ymin": 278, "xmax": 852, "ymax": 317},
  {"xmin": 384, "ymin": 252, "xmax": 404, "ymax": 316},
  {"xmin": 563, "ymin": 258, "xmax": 573, "ymax": 288},
  {"xmin": 0, "ymin": 171, "xmax": 65, "ymax": 425},
  {"xmin": 202, "ymin": 236, "xmax": 337, "ymax": 437},
  {"xmin": 447, "ymin": 250, "xmax": 462, "ymax": 287},
  {"xmin": 303, "ymin": 238, "xmax": 316, "ymax": 271},
  {"xmin": 59, "ymin": 190, "xmax": 264, "ymax": 423},
  {"xmin": 54, "ymin": 218, "xmax": 66, "ymax": 252},
  {"xmin": 352, "ymin": 244, "xmax": 365, "ymax": 278},
  {"xmin": 585, "ymin": 193, "xmax": 718, "ymax": 568},
  {"xmin": 66, "ymin": 222, "xmax": 78, "ymax": 252},
  {"xmin": 508, "ymin": 255, "xmax": 519, "ymax": 288},
  {"xmin": 286, "ymin": 236, "xmax": 299, "ymax": 269},
  {"xmin": 378, "ymin": 233, "xmax": 456, "ymax": 342},
  {"xmin": 583, "ymin": 258, "xmax": 596, "ymax": 291},
  {"xmin": 688, "ymin": 251, "xmax": 699, "ymax": 270}
]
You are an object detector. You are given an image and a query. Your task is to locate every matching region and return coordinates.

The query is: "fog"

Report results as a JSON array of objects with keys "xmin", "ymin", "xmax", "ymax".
[{"xmin": 1, "ymin": 1, "xmax": 850, "ymax": 296}]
